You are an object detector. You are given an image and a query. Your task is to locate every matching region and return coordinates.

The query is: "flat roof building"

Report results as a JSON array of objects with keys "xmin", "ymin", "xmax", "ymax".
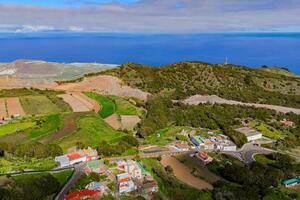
[{"xmin": 235, "ymin": 127, "xmax": 262, "ymax": 142}]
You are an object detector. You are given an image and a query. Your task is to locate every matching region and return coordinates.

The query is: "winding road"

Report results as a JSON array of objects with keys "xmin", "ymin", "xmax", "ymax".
[{"xmin": 223, "ymin": 143, "xmax": 276, "ymax": 164}]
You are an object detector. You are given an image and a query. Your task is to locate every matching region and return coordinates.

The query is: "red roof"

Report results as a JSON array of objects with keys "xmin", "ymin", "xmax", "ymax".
[
  {"xmin": 65, "ymin": 189, "xmax": 101, "ymax": 200},
  {"xmin": 67, "ymin": 153, "xmax": 83, "ymax": 160}
]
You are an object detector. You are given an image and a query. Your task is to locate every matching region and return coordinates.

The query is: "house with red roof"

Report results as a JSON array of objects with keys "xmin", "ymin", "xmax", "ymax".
[{"xmin": 65, "ymin": 189, "xmax": 102, "ymax": 200}]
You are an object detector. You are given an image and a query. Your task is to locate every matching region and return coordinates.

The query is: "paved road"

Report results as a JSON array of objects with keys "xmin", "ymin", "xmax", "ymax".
[
  {"xmin": 55, "ymin": 163, "xmax": 85, "ymax": 200},
  {"xmin": 223, "ymin": 143, "xmax": 275, "ymax": 164}
]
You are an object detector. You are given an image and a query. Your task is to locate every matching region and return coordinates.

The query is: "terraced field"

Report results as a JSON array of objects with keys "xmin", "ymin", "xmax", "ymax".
[
  {"xmin": 20, "ymin": 95, "xmax": 61, "ymax": 115},
  {"xmin": 0, "ymin": 121, "xmax": 36, "ymax": 137},
  {"xmin": 85, "ymin": 92, "xmax": 115, "ymax": 118}
]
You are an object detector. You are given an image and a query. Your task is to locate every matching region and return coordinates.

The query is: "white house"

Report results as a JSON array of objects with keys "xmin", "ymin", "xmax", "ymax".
[{"xmin": 117, "ymin": 173, "xmax": 137, "ymax": 194}]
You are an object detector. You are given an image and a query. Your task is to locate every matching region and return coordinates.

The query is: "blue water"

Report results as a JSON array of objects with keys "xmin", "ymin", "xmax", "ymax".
[{"xmin": 0, "ymin": 32, "xmax": 299, "ymax": 74}]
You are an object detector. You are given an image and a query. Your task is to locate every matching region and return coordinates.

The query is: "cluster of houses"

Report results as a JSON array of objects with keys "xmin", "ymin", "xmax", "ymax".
[
  {"xmin": 55, "ymin": 147, "xmax": 99, "ymax": 168},
  {"xmin": 191, "ymin": 134, "xmax": 237, "ymax": 152},
  {"xmin": 116, "ymin": 160, "xmax": 158, "ymax": 198}
]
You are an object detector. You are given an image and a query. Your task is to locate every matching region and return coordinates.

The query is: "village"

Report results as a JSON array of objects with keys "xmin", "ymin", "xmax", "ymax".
[{"xmin": 51, "ymin": 117, "xmax": 299, "ymax": 200}]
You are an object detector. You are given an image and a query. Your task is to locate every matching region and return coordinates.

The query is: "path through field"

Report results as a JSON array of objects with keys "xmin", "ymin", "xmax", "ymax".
[
  {"xmin": 183, "ymin": 95, "xmax": 300, "ymax": 115},
  {"xmin": 160, "ymin": 156, "xmax": 213, "ymax": 190},
  {"xmin": 39, "ymin": 112, "xmax": 88, "ymax": 143}
]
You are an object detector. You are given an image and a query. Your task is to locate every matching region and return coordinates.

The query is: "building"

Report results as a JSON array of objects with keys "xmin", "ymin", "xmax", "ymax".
[
  {"xmin": 55, "ymin": 147, "xmax": 98, "ymax": 167},
  {"xmin": 196, "ymin": 151, "xmax": 213, "ymax": 165},
  {"xmin": 191, "ymin": 135, "xmax": 205, "ymax": 146},
  {"xmin": 173, "ymin": 142, "xmax": 190, "ymax": 151},
  {"xmin": 141, "ymin": 181, "xmax": 159, "ymax": 194},
  {"xmin": 125, "ymin": 160, "xmax": 142, "ymax": 179},
  {"xmin": 117, "ymin": 173, "xmax": 137, "ymax": 194},
  {"xmin": 235, "ymin": 127, "xmax": 262, "ymax": 142},
  {"xmin": 65, "ymin": 189, "xmax": 102, "ymax": 200},
  {"xmin": 86, "ymin": 182, "xmax": 105, "ymax": 191},
  {"xmin": 282, "ymin": 177, "xmax": 300, "ymax": 187},
  {"xmin": 280, "ymin": 119, "xmax": 294, "ymax": 127}
]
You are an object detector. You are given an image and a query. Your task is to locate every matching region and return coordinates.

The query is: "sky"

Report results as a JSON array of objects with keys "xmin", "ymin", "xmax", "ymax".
[{"xmin": 0, "ymin": 0, "xmax": 300, "ymax": 33}]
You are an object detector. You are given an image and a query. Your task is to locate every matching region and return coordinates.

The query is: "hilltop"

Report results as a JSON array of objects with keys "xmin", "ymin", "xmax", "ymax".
[{"xmin": 104, "ymin": 62, "xmax": 300, "ymax": 108}]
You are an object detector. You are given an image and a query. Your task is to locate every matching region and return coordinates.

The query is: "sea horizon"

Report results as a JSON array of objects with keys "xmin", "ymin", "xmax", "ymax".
[{"xmin": 0, "ymin": 32, "xmax": 299, "ymax": 74}]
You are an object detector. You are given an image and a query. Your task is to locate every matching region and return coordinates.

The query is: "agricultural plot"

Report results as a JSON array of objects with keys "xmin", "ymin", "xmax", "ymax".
[
  {"xmin": 104, "ymin": 114, "xmax": 122, "ymax": 130},
  {"xmin": 72, "ymin": 92, "xmax": 100, "ymax": 112},
  {"xmin": 110, "ymin": 96, "xmax": 143, "ymax": 116},
  {"xmin": 85, "ymin": 92, "xmax": 115, "ymax": 118},
  {"xmin": 6, "ymin": 97, "xmax": 25, "ymax": 117},
  {"xmin": 57, "ymin": 114, "xmax": 125, "ymax": 151},
  {"xmin": 0, "ymin": 121, "xmax": 36, "ymax": 137},
  {"xmin": 0, "ymin": 98, "xmax": 6, "ymax": 119},
  {"xmin": 58, "ymin": 93, "xmax": 90, "ymax": 112},
  {"xmin": 121, "ymin": 115, "xmax": 141, "ymax": 130},
  {"xmin": 20, "ymin": 95, "xmax": 60, "ymax": 115}
]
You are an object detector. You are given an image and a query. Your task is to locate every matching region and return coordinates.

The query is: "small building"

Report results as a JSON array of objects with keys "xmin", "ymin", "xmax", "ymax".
[
  {"xmin": 196, "ymin": 151, "xmax": 213, "ymax": 165},
  {"xmin": 117, "ymin": 173, "xmax": 137, "ymax": 194},
  {"xmin": 282, "ymin": 177, "xmax": 300, "ymax": 187},
  {"xmin": 235, "ymin": 127, "xmax": 262, "ymax": 142},
  {"xmin": 86, "ymin": 182, "xmax": 105, "ymax": 191},
  {"xmin": 65, "ymin": 189, "xmax": 102, "ymax": 200},
  {"xmin": 280, "ymin": 119, "xmax": 294, "ymax": 127},
  {"xmin": 191, "ymin": 135, "xmax": 205, "ymax": 146},
  {"xmin": 174, "ymin": 142, "xmax": 190, "ymax": 151},
  {"xmin": 55, "ymin": 147, "xmax": 98, "ymax": 167},
  {"xmin": 125, "ymin": 160, "xmax": 142, "ymax": 180}
]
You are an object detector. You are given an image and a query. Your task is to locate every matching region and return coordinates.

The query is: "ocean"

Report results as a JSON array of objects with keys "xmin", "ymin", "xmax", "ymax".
[{"xmin": 0, "ymin": 32, "xmax": 299, "ymax": 74}]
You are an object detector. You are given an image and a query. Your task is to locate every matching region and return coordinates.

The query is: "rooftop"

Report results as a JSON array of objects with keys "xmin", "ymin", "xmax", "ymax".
[{"xmin": 235, "ymin": 127, "xmax": 262, "ymax": 137}]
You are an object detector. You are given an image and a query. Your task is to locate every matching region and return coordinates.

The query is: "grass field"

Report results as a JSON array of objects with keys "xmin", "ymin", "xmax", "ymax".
[
  {"xmin": 51, "ymin": 170, "xmax": 74, "ymax": 187},
  {"xmin": 20, "ymin": 95, "xmax": 61, "ymax": 115},
  {"xmin": 249, "ymin": 121, "xmax": 288, "ymax": 139},
  {"xmin": 0, "ymin": 122, "xmax": 36, "ymax": 137},
  {"xmin": 110, "ymin": 96, "xmax": 142, "ymax": 116},
  {"xmin": 144, "ymin": 126, "xmax": 190, "ymax": 146},
  {"xmin": 254, "ymin": 154, "xmax": 276, "ymax": 165},
  {"xmin": 0, "ymin": 157, "xmax": 57, "ymax": 173},
  {"xmin": 85, "ymin": 93, "xmax": 115, "ymax": 118},
  {"xmin": 57, "ymin": 114, "xmax": 125, "ymax": 151},
  {"xmin": 25, "ymin": 114, "xmax": 62, "ymax": 140}
]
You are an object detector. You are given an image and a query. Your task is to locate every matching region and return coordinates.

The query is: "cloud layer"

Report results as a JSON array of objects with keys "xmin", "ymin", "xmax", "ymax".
[{"xmin": 0, "ymin": 0, "xmax": 299, "ymax": 33}]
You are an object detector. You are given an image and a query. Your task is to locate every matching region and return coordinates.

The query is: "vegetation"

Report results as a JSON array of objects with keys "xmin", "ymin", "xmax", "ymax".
[
  {"xmin": 110, "ymin": 95, "xmax": 143, "ymax": 116},
  {"xmin": 105, "ymin": 62, "xmax": 300, "ymax": 108},
  {"xmin": 51, "ymin": 169, "xmax": 74, "ymax": 187},
  {"xmin": 0, "ymin": 157, "xmax": 57, "ymax": 173},
  {"xmin": 0, "ymin": 121, "xmax": 35, "ymax": 137},
  {"xmin": 57, "ymin": 114, "xmax": 126, "ymax": 151},
  {"xmin": 0, "ymin": 172, "xmax": 61, "ymax": 200},
  {"xmin": 142, "ymin": 158, "xmax": 212, "ymax": 200},
  {"xmin": 86, "ymin": 92, "xmax": 116, "ymax": 118},
  {"xmin": 20, "ymin": 95, "xmax": 61, "ymax": 115},
  {"xmin": 212, "ymin": 153, "xmax": 300, "ymax": 200}
]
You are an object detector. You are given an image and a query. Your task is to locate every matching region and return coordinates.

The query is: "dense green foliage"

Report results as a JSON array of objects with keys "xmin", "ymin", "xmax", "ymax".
[
  {"xmin": 0, "ymin": 173, "xmax": 61, "ymax": 200},
  {"xmin": 106, "ymin": 62, "xmax": 300, "ymax": 108},
  {"xmin": 138, "ymin": 95, "xmax": 299, "ymax": 147},
  {"xmin": 212, "ymin": 153, "xmax": 300, "ymax": 200}
]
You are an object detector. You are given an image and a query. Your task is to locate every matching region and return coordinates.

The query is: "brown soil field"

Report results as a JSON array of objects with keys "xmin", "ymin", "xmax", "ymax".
[
  {"xmin": 104, "ymin": 114, "xmax": 122, "ymax": 130},
  {"xmin": 55, "ymin": 75, "xmax": 150, "ymax": 100},
  {"xmin": 161, "ymin": 156, "xmax": 213, "ymax": 190},
  {"xmin": 6, "ymin": 97, "xmax": 25, "ymax": 117},
  {"xmin": 0, "ymin": 98, "xmax": 7, "ymax": 119},
  {"xmin": 183, "ymin": 95, "xmax": 300, "ymax": 115},
  {"xmin": 0, "ymin": 76, "xmax": 56, "ymax": 89},
  {"xmin": 71, "ymin": 92, "xmax": 100, "ymax": 112},
  {"xmin": 39, "ymin": 112, "xmax": 87, "ymax": 143},
  {"xmin": 121, "ymin": 115, "xmax": 141, "ymax": 130},
  {"xmin": 58, "ymin": 94, "xmax": 90, "ymax": 112}
]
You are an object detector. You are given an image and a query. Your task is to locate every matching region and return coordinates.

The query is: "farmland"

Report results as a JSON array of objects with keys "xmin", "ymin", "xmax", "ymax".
[
  {"xmin": 20, "ymin": 95, "xmax": 61, "ymax": 115},
  {"xmin": 0, "ymin": 97, "xmax": 25, "ymax": 119},
  {"xmin": 85, "ymin": 92, "xmax": 115, "ymax": 118},
  {"xmin": 0, "ymin": 121, "xmax": 35, "ymax": 137},
  {"xmin": 56, "ymin": 113, "xmax": 125, "ymax": 151}
]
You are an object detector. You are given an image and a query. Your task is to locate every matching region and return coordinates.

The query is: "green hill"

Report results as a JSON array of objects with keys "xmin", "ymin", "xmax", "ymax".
[{"xmin": 105, "ymin": 62, "xmax": 300, "ymax": 108}]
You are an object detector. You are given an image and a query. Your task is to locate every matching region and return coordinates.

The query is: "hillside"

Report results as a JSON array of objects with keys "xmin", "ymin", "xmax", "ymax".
[{"xmin": 104, "ymin": 62, "xmax": 300, "ymax": 108}]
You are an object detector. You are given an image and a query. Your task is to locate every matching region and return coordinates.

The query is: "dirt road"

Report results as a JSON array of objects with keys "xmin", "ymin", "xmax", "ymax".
[
  {"xmin": 183, "ymin": 95, "xmax": 300, "ymax": 115},
  {"xmin": 160, "ymin": 156, "xmax": 213, "ymax": 190}
]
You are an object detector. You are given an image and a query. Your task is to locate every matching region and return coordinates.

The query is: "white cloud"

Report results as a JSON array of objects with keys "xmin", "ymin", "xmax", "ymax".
[{"xmin": 0, "ymin": 0, "xmax": 299, "ymax": 33}]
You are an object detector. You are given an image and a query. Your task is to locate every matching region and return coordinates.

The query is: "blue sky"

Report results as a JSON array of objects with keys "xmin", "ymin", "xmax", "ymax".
[
  {"xmin": 0, "ymin": 0, "xmax": 139, "ymax": 6},
  {"xmin": 0, "ymin": 0, "xmax": 299, "ymax": 33}
]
